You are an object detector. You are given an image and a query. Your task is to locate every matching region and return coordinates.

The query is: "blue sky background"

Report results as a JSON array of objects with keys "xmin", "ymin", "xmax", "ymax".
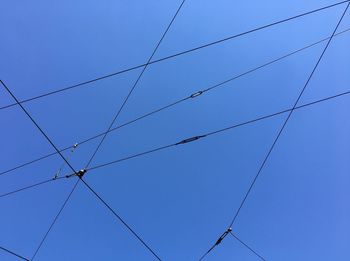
[{"xmin": 1, "ymin": 0, "xmax": 349, "ymax": 260}]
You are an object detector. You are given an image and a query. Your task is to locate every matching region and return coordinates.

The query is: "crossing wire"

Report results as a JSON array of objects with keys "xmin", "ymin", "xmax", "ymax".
[
  {"xmin": 31, "ymin": 179, "xmax": 80, "ymax": 260},
  {"xmin": 229, "ymin": 232, "xmax": 266, "ymax": 261},
  {"xmin": 0, "ymin": 81, "xmax": 161, "ymax": 260},
  {"xmin": 0, "ymin": 80, "xmax": 77, "ymax": 174},
  {"xmin": 0, "ymin": 0, "xmax": 348, "ymax": 111},
  {"xmin": 228, "ymin": 0, "xmax": 350, "ymax": 228},
  {"xmin": 2, "ymin": 26, "xmax": 350, "ymax": 178},
  {"xmin": 2, "ymin": 89, "xmax": 349, "ymax": 199},
  {"xmin": 79, "ymin": 89, "xmax": 350, "ymax": 175},
  {"xmin": 5, "ymin": 2, "xmax": 186, "ymax": 260},
  {"xmin": 199, "ymin": 2, "xmax": 350, "ymax": 260},
  {"xmin": 84, "ymin": 0, "xmax": 187, "ymax": 169},
  {"xmin": 0, "ymin": 245, "xmax": 30, "ymax": 261}
]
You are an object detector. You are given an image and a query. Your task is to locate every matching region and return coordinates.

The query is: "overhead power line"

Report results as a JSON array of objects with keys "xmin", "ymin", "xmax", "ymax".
[
  {"xmin": 0, "ymin": 0, "xmax": 348, "ymax": 111},
  {"xmin": 79, "ymin": 177, "xmax": 163, "ymax": 260},
  {"xmin": 75, "ymin": 89, "xmax": 350, "ymax": 176},
  {"xmin": 2, "ymin": 89, "xmax": 349, "ymax": 200},
  {"xmin": 198, "ymin": 2, "xmax": 350, "ymax": 260},
  {"xmin": 2, "ymin": 27, "xmax": 349, "ymax": 178},
  {"xmin": 0, "ymin": 245, "xmax": 30, "ymax": 261},
  {"xmin": 31, "ymin": 179, "xmax": 80, "ymax": 260},
  {"xmin": 0, "ymin": 177, "xmax": 63, "ymax": 198},
  {"xmin": 228, "ymin": 0, "xmax": 350, "ymax": 228},
  {"xmin": 84, "ymin": 0, "xmax": 187, "ymax": 169},
  {"xmin": 229, "ymin": 232, "xmax": 266, "ymax": 261},
  {"xmin": 15, "ymin": 2, "xmax": 186, "ymax": 260},
  {"xmin": 0, "ymin": 80, "xmax": 77, "ymax": 174}
]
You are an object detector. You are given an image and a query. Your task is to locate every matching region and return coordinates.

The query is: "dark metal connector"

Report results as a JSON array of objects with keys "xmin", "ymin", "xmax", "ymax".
[
  {"xmin": 175, "ymin": 135, "xmax": 206, "ymax": 145},
  {"xmin": 76, "ymin": 169, "xmax": 87, "ymax": 178},
  {"xmin": 65, "ymin": 169, "xmax": 87, "ymax": 179},
  {"xmin": 190, "ymin": 90, "xmax": 203, "ymax": 98},
  {"xmin": 215, "ymin": 227, "xmax": 232, "ymax": 246}
]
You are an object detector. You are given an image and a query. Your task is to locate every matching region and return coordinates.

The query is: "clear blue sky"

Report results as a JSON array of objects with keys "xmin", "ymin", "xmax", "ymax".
[{"xmin": 1, "ymin": 0, "xmax": 349, "ymax": 260}]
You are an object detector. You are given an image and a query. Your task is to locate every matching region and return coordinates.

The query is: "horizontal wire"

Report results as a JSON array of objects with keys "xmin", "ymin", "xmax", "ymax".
[
  {"xmin": 0, "ymin": 0, "xmax": 348, "ymax": 111},
  {"xmin": 2, "ymin": 27, "xmax": 349, "ymax": 178}
]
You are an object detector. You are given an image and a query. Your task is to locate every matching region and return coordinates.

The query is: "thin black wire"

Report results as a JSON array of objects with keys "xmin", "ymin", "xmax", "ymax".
[
  {"xmin": 0, "ymin": 177, "xmax": 63, "ymax": 198},
  {"xmin": 84, "ymin": 0, "xmax": 187, "ymax": 169},
  {"xmin": 84, "ymin": 89, "xmax": 350, "ymax": 174},
  {"xmin": 2, "ymin": 90, "xmax": 350, "ymax": 198},
  {"xmin": 0, "ymin": 80, "xmax": 77, "ymax": 174},
  {"xmin": 229, "ymin": 232, "xmax": 266, "ymax": 261},
  {"xmin": 0, "ymin": 245, "xmax": 30, "ymax": 261},
  {"xmin": 79, "ymin": 177, "xmax": 162, "ymax": 261},
  {"xmin": 228, "ymin": 2, "xmax": 350, "ymax": 228},
  {"xmin": 2, "ymin": 26, "xmax": 350, "ymax": 178},
  {"xmin": 31, "ymin": 179, "xmax": 80, "ymax": 260},
  {"xmin": 1, "ymin": 0, "xmax": 348, "ymax": 111}
]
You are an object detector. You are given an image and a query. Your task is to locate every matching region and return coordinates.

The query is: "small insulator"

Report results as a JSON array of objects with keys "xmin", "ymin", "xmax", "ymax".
[
  {"xmin": 176, "ymin": 135, "xmax": 206, "ymax": 145},
  {"xmin": 190, "ymin": 90, "xmax": 203, "ymax": 98}
]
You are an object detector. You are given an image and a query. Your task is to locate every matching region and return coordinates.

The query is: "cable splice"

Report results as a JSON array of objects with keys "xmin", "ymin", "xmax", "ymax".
[{"xmin": 175, "ymin": 135, "xmax": 206, "ymax": 145}]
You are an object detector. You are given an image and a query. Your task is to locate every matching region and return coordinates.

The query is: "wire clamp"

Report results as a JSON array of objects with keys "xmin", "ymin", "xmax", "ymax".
[
  {"xmin": 190, "ymin": 90, "xmax": 203, "ymax": 98},
  {"xmin": 175, "ymin": 135, "xmax": 206, "ymax": 145},
  {"xmin": 73, "ymin": 143, "xmax": 79, "ymax": 148},
  {"xmin": 214, "ymin": 227, "xmax": 232, "ymax": 246},
  {"xmin": 76, "ymin": 169, "xmax": 87, "ymax": 178}
]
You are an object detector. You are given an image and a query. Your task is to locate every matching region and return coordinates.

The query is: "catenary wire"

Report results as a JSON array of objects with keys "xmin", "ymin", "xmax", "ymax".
[
  {"xmin": 229, "ymin": 232, "xmax": 266, "ymax": 261},
  {"xmin": 0, "ymin": 0, "xmax": 348, "ymax": 111},
  {"xmin": 0, "ymin": 245, "xmax": 30, "ymax": 261},
  {"xmin": 79, "ymin": 177, "xmax": 163, "ymax": 260},
  {"xmin": 228, "ymin": 1, "xmax": 350, "ymax": 228},
  {"xmin": 0, "ymin": 177, "xmax": 64, "ymax": 198},
  {"xmin": 199, "ymin": 4, "xmax": 350, "ymax": 259},
  {"xmin": 2, "ymin": 26, "xmax": 350, "ymax": 178},
  {"xmin": 0, "ymin": 80, "xmax": 77, "ymax": 174},
  {"xmin": 82, "ymin": 89, "xmax": 350, "ymax": 174},
  {"xmin": 28, "ymin": 2, "xmax": 186, "ymax": 260},
  {"xmin": 84, "ymin": 0, "xmax": 187, "ymax": 169},
  {"xmin": 31, "ymin": 179, "xmax": 80, "ymax": 260},
  {"xmin": 1, "ymin": 90, "xmax": 349, "ymax": 198}
]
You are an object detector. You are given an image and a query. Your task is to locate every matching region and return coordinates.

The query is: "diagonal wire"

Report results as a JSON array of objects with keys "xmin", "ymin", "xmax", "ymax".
[
  {"xmin": 0, "ymin": 80, "xmax": 77, "ymax": 174},
  {"xmin": 1, "ymin": 0, "xmax": 348, "ymax": 111},
  {"xmin": 2, "ymin": 26, "xmax": 350, "ymax": 178},
  {"xmin": 79, "ymin": 177, "xmax": 162, "ymax": 260},
  {"xmin": 84, "ymin": 0, "xmax": 187, "ymax": 168},
  {"xmin": 31, "ymin": 179, "xmax": 80, "ymax": 260},
  {"xmin": 229, "ymin": 232, "xmax": 266, "ymax": 261},
  {"xmin": 0, "ymin": 245, "xmax": 30, "ymax": 261},
  {"xmin": 228, "ymin": 1, "xmax": 350, "ymax": 228},
  {"xmin": 1, "ymin": 89, "xmax": 350, "ymax": 198}
]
